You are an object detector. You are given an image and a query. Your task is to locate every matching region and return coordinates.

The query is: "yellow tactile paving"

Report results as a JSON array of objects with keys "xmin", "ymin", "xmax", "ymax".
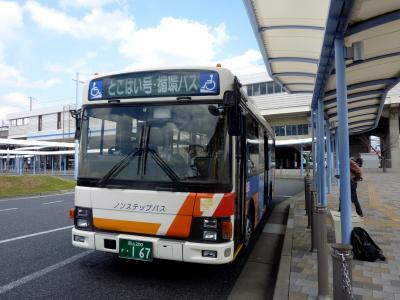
[{"xmin": 367, "ymin": 182, "xmax": 380, "ymax": 208}]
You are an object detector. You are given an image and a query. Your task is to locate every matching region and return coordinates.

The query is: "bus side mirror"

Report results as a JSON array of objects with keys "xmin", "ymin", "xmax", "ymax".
[{"xmin": 70, "ymin": 109, "xmax": 82, "ymax": 140}]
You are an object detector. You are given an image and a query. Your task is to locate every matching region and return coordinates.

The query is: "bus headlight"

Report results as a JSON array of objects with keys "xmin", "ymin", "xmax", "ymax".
[
  {"xmin": 74, "ymin": 207, "xmax": 93, "ymax": 231},
  {"xmin": 77, "ymin": 218, "xmax": 90, "ymax": 228},
  {"xmin": 203, "ymin": 218, "xmax": 217, "ymax": 229},
  {"xmin": 203, "ymin": 230, "xmax": 217, "ymax": 241}
]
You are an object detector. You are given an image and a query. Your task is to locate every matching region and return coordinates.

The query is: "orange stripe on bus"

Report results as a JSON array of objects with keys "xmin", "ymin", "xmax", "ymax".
[
  {"xmin": 178, "ymin": 193, "xmax": 196, "ymax": 215},
  {"xmin": 213, "ymin": 192, "xmax": 235, "ymax": 217},
  {"xmin": 166, "ymin": 215, "xmax": 192, "ymax": 238},
  {"xmin": 166, "ymin": 193, "xmax": 196, "ymax": 238},
  {"xmin": 93, "ymin": 218, "xmax": 160, "ymax": 235}
]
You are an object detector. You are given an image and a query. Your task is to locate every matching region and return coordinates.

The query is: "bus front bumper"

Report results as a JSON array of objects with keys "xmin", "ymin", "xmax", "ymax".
[{"xmin": 72, "ymin": 228, "xmax": 234, "ymax": 264}]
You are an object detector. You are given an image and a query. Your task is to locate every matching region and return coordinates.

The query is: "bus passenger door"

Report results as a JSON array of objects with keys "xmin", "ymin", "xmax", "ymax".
[
  {"xmin": 233, "ymin": 121, "xmax": 247, "ymax": 248},
  {"xmin": 264, "ymin": 134, "xmax": 270, "ymax": 207}
]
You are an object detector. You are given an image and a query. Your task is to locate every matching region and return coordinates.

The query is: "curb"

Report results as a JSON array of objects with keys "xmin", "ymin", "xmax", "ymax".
[
  {"xmin": 272, "ymin": 192, "xmax": 303, "ymax": 300},
  {"xmin": 0, "ymin": 189, "xmax": 75, "ymax": 200},
  {"xmin": 275, "ymin": 175, "xmax": 312, "ymax": 180}
]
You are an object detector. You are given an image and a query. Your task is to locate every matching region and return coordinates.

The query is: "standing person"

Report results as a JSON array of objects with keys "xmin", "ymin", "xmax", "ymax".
[
  {"xmin": 350, "ymin": 158, "xmax": 363, "ymax": 217},
  {"xmin": 355, "ymin": 153, "xmax": 363, "ymax": 167},
  {"xmin": 338, "ymin": 158, "xmax": 364, "ymax": 217}
]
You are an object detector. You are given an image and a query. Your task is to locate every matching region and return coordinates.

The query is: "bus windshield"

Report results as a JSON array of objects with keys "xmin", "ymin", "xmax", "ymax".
[{"xmin": 79, "ymin": 103, "xmax": 231, "ymax": 187}]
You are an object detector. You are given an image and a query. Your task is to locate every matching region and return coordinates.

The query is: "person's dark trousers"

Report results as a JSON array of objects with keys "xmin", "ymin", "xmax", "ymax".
[
  {"xmin": 338, "ymin": 181, "xmax": 364, "ymax": 217},
  {"xmin": 351, "ymin": 181, "xmax": 363, "ymax": 217}
]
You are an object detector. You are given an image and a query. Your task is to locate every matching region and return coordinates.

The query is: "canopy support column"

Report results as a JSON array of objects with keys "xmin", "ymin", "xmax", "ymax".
[
  {"xmin": 334, "ymin": 130, "xmax": 339, "ymax": 185},
  {"xmin": 63, "ymin": 155, "xmax": 66, "ymax": 175},
  {"xmin": 326, "ymin": 123, "xmax": 332, "ymax": 193},
  {"xmin": 317, "ymin": 100, "xmax": 326, "ymax": 206},
  {"xmin": 335, "ymin": 36, "xmax": 352, "ymax": 244},
  {"xmin": 311, "ymin": 110, "xmax": 316, "ymax": 189},
  {"xmin": 300, "ymin": 144, "xmax": 304, "ymax": 176}
]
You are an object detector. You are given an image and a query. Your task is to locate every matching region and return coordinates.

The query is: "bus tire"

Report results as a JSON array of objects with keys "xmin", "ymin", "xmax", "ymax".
[{"xmin": 244, "ymin": 201, "xmax": 255, "ymax": 249}]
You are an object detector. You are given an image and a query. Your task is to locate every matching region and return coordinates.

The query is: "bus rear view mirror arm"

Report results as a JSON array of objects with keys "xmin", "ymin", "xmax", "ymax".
[{"xmin": 70, "ymin": 109, "xmax": 82, "ymax": 140}]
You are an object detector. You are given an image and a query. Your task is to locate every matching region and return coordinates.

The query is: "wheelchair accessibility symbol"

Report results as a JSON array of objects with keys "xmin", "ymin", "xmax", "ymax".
[
  {"xmin": 200, "ymin": 73, "xmax": 219, "ymax": 94},
  {"xmin": 89, "ymin": 80, "xmax": 103, "ymax": 100}
]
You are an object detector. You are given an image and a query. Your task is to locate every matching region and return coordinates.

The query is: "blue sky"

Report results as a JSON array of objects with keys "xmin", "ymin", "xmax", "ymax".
[{"xmin": 0, "ymin": 0, "xmax": 267, "ymax": 122}]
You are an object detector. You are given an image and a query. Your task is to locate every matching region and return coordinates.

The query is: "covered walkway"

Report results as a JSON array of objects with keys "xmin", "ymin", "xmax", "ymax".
[
  {"xmin": 244, "ymin": 0, "xmax": 400, "ymax": 298},
  {"xmin": 0, "ymin": 138, "xmax": 75, "ymax": 175},
  {"xmin": 245, "ymin": 0, "xmax": 400, "ymax": 244}
]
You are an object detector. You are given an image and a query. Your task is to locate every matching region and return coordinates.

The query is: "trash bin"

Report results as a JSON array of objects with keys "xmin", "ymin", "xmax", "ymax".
[{"xmin": 329, "ymin": 210, "xmax": 364, "ymax": 243}]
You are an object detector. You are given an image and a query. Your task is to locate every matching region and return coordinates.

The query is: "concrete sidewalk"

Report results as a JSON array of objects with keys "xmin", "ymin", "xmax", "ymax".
[
  {"xmin": 288, "ymin": 169, "xmax": 400, "ymax": 299},
  {"xmin": 229, "ymin": 196, "xmax": 294, "ymax": 300}
]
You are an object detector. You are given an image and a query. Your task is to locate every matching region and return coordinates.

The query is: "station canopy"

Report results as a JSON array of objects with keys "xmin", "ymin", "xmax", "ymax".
[{"xmin": 244, "ymin": 0, "xmax": 400, "ymax": 134}]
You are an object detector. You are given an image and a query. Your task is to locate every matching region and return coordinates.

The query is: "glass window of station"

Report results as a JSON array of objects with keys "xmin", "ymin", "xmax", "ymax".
[
  {"xmin": 10, "ymin": 118, "xmax": 30, "ymax": 127},
  {"xmin": 246, "ymin": 81, "xmax": 283, "ymax": 96},
  {"xmin": 273, "ymin": 124, "xmax": 309, "ymax": 136}
]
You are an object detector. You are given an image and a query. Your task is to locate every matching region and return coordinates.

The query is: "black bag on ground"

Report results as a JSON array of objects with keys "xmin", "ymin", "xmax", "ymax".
[{"xmin": 351, "ymin": 227, "xmax": 386, "ymax": 262}]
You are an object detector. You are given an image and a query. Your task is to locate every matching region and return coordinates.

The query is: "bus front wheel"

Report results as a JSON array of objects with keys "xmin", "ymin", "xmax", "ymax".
[
  {"xmin": 244, "ymin": 214, "xmax": 253, "ymax": 248},
  {"xmin": 244, "ymin": 205, "xmax": 254, "ymax": 249}
]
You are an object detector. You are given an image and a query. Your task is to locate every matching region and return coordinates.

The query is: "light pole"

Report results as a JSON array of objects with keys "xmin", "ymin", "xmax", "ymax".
[
  {"xmin": 28, "ymin": 96, "xmax": 35, "ymax": 111},
  {"xmin": 72, "ymin": 72, "xmax": 84, "ymax": 180}
]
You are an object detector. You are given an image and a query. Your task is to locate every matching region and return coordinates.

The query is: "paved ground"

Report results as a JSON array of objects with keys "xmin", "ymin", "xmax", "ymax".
[
  {"xmin": 288, "ymin": 169, "xmax": 400, "ymax": 300},
  {"xmin": 0, "ymin": 178, "xmax": 303, "ymax": 299}
]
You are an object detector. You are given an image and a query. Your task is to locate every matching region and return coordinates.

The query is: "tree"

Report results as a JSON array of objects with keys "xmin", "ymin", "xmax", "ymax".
[{"xmin": 358, "ymin": 135, "xmax": 399, "ymax": 172}]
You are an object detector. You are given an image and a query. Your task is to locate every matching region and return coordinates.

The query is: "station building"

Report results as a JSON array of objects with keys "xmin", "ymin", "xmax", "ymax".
[
  {"xmin": 240, "ymin": 72, "xmax": 400, "ymax": 170},
  {"xmin": 4, "ymin": 72, "xmax": 400, "ymax": 171}
]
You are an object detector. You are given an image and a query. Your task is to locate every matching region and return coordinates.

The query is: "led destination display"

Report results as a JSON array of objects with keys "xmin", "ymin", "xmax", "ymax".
[{"xmin": 88, "ymin": 70, "xmax": 220, "ymax": 100}]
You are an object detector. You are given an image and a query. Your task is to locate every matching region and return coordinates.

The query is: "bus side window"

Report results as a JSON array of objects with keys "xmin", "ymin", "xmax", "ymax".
[
  {"xmin": 258, "ymin": 125, "xmax": 264, "ymax": 172},
  {"xmin": 246, "ymin": 115, "xmax": 259, "ymax": 176}
]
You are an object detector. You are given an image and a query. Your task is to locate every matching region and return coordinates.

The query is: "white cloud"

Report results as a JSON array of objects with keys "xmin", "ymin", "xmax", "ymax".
[
  {"xmin": 0, "ymin": 63, "xmax": 21, "ymax": 84},
  {"xmin": 0, "ymin": 62, "xmax": 61, "ymax": 89},
  {"xmin": 18, "ymin": 2, "xmax": 266, "ymax": 93},
  {"xmin": 44, "ymin": 58, "xmax": 93, "ymax": 79},
  {"xmin": 0, "ymin": 92, "xmax": 28, "ymax": 121},
  {"xmin": 25, "ymin": 1, "xmax": 135, "ymax": 42},
  {"xmin": 28, "ymin": 78, "xmax": 62, "ymax": 89},
  {"xmin": 0, "ymin": 1, "xmax": 23, "ymax": 60},
  {"xmin": 44, "ymin": 63, "xmax": 65, "ymax": 73},
  {"xmin": 217, "ymin": 49, "xmax": 267, "ymax": 76},
  {"xmin": 59, "ymin": 0, "xmax": 114, "ymax": 8},
  {"xmin": 24, "ymin": 3, "xmax": 234, "ymax": 71},
  {"xmin": 120, "ymin": 17, "xmax": 230, "ymax": 69},
  {"xmin": 0, "ymin": 2, "xmax": 60, "ymax": 92},
  {"xmin": 87, "ymin": 51, "xmax": 97, "ymax": 59}
]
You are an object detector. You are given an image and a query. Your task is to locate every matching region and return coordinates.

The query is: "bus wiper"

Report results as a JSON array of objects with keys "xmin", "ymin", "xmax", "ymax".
[
  {"xmin": 145, "ymin": 148, "xmax": 180, "ymax": 182},
  {"xmin": 141, "ymin": 126, "xmax": 179, "ymax": 182},
  {"xmin": 97, "ymin": 147, "xmax": 141, "ymax": 187}
]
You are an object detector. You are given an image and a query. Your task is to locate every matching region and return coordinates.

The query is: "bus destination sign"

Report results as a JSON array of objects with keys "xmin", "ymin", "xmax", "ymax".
[{"xmin": 88, "ymin": 71, "xmax": 220, "ymax": 100}]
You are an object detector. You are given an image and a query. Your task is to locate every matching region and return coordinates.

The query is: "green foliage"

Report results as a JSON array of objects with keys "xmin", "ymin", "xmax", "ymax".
[{"xmin": 0, "ymin": 175, "xmax": 75, "ymax": 197}]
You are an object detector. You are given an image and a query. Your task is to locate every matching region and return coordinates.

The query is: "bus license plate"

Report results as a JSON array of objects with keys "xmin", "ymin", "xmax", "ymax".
[{"xmin": 119, "ymin": 239, "xmax": 153, "ymax": 261}]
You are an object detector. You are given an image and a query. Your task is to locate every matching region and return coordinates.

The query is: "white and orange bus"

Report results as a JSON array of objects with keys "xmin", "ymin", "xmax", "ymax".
[{"xmin": 70, "ymin": 66, "xmax": 275, "ymax": 264}]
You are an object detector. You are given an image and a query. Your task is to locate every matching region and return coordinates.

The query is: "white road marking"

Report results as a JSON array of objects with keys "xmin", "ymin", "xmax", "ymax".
[
  {"xmin": 275, "ymin": 195, "xmax": 292, "ymax": 198},
  {"xmin": 0, "ymin": 192, "xmax": 74, "ymax": 202},
  {"xmin": 0, "ymin": 251, "xmax": 92, "ymax": 294},
  {"xmin": 0, "ymin": 225, "xmax": 73, "ymax": 245},
  {"xmin": 41, "ymin": 200, "xmax": 64, "ymax": 205},
  {"xmin": 0, "ymin": 208, "xmax": 18, "ymax": 212}
]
